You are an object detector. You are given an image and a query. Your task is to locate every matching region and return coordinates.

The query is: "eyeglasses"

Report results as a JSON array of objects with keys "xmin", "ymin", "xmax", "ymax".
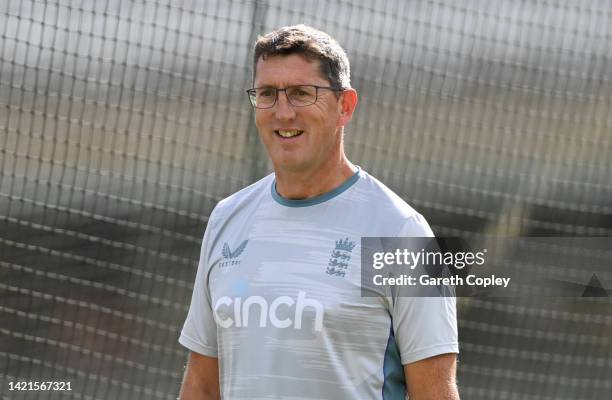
[{"xmin": 246, "ymin": 85, "xmax": 342, "ymax": 109}]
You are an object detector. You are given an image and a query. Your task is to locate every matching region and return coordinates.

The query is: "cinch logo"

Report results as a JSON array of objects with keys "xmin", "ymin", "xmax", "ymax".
[
  {"xmin": 219, "ymin": 239, "xmax": 248, "ymax": 268},
  {"xmin": 326, "ymin": 237, "xmax": 356, "ymax": 277},
  {"xmin": 213, "ymin": 291, "xmax": 324, "ymax": 332}
]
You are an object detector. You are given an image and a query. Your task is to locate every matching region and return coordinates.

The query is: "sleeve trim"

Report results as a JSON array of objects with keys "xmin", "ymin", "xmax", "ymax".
[
  {"xmin": 401, "ymin": 342, "xmax": 459, "ymax": 365},
  {"xmin": 178, "ymin": 333, "xmax": 218, "ymax": 358}
]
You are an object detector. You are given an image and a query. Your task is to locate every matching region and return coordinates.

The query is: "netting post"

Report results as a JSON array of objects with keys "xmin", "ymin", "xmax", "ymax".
[{"xmin": 245, "ymin": 0, "xmax": 270, "ymax": 182}]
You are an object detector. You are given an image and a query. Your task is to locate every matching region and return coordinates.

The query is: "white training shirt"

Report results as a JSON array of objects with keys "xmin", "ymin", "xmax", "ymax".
[{"xmin": 179, "ymin": 168, "xmax": 458, "ymax": 399}]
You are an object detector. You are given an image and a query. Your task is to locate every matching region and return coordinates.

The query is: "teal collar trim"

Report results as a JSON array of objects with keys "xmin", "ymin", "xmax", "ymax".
[{"xmin": 271, "ymin": 167, "xmax": 361, "ymax": 208}]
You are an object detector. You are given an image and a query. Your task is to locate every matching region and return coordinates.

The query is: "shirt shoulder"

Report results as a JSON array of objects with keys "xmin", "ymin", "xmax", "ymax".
[
  {"xmin": 209, "ymin": 173, "xmax": 275, "ymax": 224},
  {"xmin": 355, "ymin": 171, "xmax": 420, "ymax": 217},
  {"xmin": 200, "ymin": 173, "xmax": 274, "ymax": 265},
  {"xmin": 352, "ymin": 170, "xmax": 433, "ymax": 236}
]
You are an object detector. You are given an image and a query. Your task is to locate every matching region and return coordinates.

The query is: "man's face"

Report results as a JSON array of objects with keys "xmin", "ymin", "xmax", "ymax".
[{"xmin": 253, "ymin": 54, "xmax": 346, "ymax": 173}]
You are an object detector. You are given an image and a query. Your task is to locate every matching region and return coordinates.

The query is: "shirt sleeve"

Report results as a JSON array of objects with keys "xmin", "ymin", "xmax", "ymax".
[
  {"xmin": 178, "ymin": 211, "xmax": 219, "ymax": 358},
  {"xmin": 391, "ymin": 213, "xmax": 459, "ymax": 364}
]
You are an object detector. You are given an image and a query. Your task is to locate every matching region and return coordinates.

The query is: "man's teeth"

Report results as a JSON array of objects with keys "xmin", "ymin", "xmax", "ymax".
[{"xmin": 277, "ymin": 130, "xmax": 303, "ymax": 138}]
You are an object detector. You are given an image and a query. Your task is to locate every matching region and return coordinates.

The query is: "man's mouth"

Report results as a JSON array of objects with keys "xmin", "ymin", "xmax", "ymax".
[{"xmin": 275, "ymin": 129, "xmax": 304, "ymax": 138}]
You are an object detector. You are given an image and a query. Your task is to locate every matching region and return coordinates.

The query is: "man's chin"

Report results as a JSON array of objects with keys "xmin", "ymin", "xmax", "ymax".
[{"xmin": 271, "ymin": 157, "xmax": 311, "ymax": 173}]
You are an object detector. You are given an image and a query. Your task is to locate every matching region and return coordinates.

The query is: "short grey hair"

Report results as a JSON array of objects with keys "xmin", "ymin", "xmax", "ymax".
[{"xmin": 253, "ymin": 24, "xmax": 351, "ymax": 90}]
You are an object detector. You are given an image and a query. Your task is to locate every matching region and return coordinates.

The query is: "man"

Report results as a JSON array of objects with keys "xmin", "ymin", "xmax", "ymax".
[{"xmin": 179, "ymin": 25, "xmax": 459, "ymax": 399}]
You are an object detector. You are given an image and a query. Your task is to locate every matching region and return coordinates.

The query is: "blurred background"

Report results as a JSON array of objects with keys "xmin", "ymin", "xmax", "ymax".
[{"xmin": 1, "ymin": 0, "xmax": 611, "ymax": 398}]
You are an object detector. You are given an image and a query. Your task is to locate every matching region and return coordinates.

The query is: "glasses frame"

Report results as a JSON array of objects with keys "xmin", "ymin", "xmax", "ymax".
[{"xmin": 246, "ymin": 85, "xmax": 343, "ymax": 109}]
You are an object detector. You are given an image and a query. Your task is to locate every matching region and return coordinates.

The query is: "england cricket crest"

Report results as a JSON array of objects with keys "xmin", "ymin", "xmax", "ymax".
[{"xmin": 326, "ymin": 237, "xmax": 356, "ymax": 277}]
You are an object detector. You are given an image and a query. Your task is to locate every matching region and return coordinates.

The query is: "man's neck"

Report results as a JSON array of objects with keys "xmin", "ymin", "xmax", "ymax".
[{"xmin": 274, "ymin": 157, "xmax": 357, "ymax": 200}]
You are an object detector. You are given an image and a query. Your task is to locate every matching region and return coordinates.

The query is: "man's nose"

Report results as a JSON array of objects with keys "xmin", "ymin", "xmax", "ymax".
[{"xmin": 274, "ymin": 90, "xmax": 296, "ymax": 120}]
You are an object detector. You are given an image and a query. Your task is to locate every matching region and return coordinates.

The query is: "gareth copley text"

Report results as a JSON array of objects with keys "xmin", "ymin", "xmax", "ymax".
[{"xmin": 373, "ymin": 274, "xmax": 511, "ymax": 289}]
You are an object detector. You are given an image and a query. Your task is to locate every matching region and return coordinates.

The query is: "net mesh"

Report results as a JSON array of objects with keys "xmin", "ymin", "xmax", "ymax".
[{"xmin": 1, "ymin": 0, "xmax": 611, "ymax": 398}]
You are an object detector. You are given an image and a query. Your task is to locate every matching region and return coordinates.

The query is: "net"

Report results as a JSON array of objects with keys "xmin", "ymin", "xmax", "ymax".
[{"xmin": 1, "ymin": 0, "xmax": 611, "ymax": 399}]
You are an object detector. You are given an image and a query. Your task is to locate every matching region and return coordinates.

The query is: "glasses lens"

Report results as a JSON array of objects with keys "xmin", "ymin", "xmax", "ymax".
[
  {"xmin": 253, "ymin": 88, "xmax": 276, "ymax": 108},
  {"xmin": 287, "ymin": 85, "xmax": 317, "ymax": 106}
]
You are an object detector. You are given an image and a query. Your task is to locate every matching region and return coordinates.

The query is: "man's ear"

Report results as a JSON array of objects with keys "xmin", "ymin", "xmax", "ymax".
[{"xmin": 337, "ymin": 88, "xmax": 358, "ymax": 127}]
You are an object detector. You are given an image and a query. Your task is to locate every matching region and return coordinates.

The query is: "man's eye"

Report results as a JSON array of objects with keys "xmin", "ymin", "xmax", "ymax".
[{"xmin": 292, "ymin": 87, "xmax": 314, "ymax": 97}]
